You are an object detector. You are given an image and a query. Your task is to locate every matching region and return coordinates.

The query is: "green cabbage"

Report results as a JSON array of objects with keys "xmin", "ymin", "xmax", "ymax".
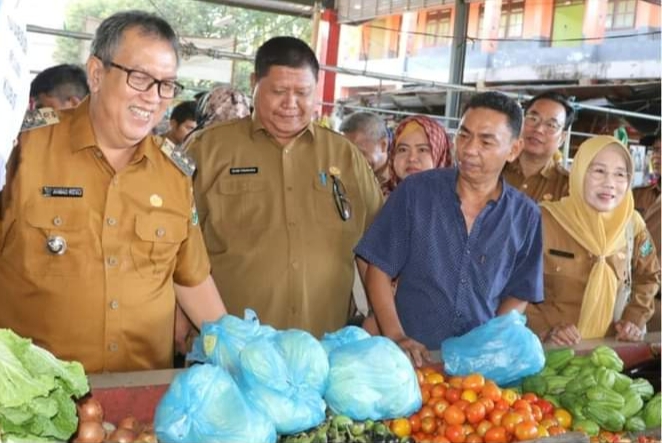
[{"xmin": 0, "ymin": 329, "xmax": 88, "ymax": 442}]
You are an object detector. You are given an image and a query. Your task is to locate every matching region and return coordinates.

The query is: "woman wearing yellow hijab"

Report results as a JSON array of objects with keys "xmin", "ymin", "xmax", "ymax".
[{"xmin": 526, "ymin": 136, "xmax": 660, "ymax": 344}]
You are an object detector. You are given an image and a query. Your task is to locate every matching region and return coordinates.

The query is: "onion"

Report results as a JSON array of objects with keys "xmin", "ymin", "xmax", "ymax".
[
  {"xmin": 77, "ymin": 397, "xmax": 104, "ymax": 423},
  {"xmin": 73, "ymin": 420, "xmax": 105, "ymax": 443},
  {"xmin": 107, "ymin": 428, "xmax": 136, "ymax": 443},
  {"xmin": 117, "ymin": 415, "xmax": 141, "ymax": 433},
  {"xmin": 134, "ymin": 430, "xmax": 158, "ymax": 443}
]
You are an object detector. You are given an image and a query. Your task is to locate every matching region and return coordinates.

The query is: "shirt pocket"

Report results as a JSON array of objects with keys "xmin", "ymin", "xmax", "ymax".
[
  {"xmin": 212, "ymin": 178, "xmax": 269, "ymax": 230},
  {"xmin": 131, "ymin": 213, "xmax": 188, "ymax": 278},
  {"xmin": 19, "ymin": 202, "xmax": 92, "ymax": 276},
  {"xmin": 312, "ymin": 177, "xmax": 359, "ymax": 232}
]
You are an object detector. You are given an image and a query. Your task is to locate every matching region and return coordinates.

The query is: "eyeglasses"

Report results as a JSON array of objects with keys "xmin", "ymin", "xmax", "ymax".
[
  {"xmin": 107, "ymin": 61, "xmax": 184, "ymax": 99},
  {"xmin": 331, "ymin": 175, "xmax": 352, "ymax": 221},
  {"xmin": 524, "ymin": 113, "xmax": 563, "ymax": 134},
  {"xmin": 587, "ymin": 166, "xmax": 630, "ymax": 184}
]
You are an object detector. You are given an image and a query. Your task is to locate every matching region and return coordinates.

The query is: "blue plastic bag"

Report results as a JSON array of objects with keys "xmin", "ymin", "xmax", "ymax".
[
  {"xmin": 320, "ymin": 326, "xmax": 371, "ymax": 355},
  {"xmin": 154, "ymin": 364, "xmax": 276, "ymax": 443},
  {"xmin": 187, "ymin": 309, "xmax": 275, "ymax": 375},
  {"xmin": 238, "ymin": 330, "xmax": 329, "ymax": 435},
  {"xmin": 324, "ymin": 336, "xmax": 422, "ymax": 421},
  {"xmin": 441, "ymin": 310, "xmax": 545, "ymax": 386}
]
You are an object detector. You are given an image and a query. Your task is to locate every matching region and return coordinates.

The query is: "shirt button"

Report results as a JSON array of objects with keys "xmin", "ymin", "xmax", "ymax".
[
  {"xmin": 108, "ymin": 343, "xmax": 118, "ymax": 352},
  {"xmin": 292, "ymin": 261, "xmax": 299, "ymax": 269},
  {"xmin": 109, "ymin": 300, "xmax": 119, "ymax": 310},
  {"xmin": 460, "ymin": 278, "xmax": 467, "ymax": 284},
  {"xmin": 52, "ymin": 216, "xmax": 62, "ymax": 226},
  {"xmin": 107, "ymin": 217, "xmax": 117, "ymax": 226},
  {"xmin": 95, "ymin": 149, "xmax": 103, "ymax": 158},
  {"xmin": 522, "ymin": 184, "xmax": 528, "ymax": 189},
  {"xmin": 107, "ymin": 256, "xmax": 118, "ymax": 267},
  {"xmin": 555, "ymin": 266, "xmax": 562, "ymax": 272},
  {"xmin": 156, "ymin": 228, "xmax": 166, "ymax": 237}
]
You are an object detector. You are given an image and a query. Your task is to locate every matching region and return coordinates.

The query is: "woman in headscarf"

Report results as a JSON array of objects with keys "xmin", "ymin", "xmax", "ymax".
[
  {"xmin": 360, "ymin": 115, "xmax": 453, "ymax": 335},
  {"xmin": 526, "ymin": 136, "xmax": 659, "ymax": 345},
  {"xmin": 382, "ymin": 115, "xmax": 453, "ymax": 196}
]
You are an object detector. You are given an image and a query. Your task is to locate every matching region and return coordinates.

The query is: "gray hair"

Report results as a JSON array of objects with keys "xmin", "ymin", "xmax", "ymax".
[
  {"xmin": 90, "ymin": 10, "xmax": 179, "ymax": 66},
  {"xmin": 339, "ymin": 112, "xmax": 388, "ymax": 141}
]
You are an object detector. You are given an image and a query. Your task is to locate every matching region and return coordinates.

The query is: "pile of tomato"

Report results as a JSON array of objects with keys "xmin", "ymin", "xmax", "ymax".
[{"xmin": 389, "ymin": 367, "xmax": 573, "ymax": 443}]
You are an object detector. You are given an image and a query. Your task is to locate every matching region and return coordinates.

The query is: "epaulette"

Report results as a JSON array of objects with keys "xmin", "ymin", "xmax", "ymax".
[
  {"xmin": 20, "ymin": 108, "xmax": 59, "ymax": 132},
  {"xmin": 160, "ymin": 138, "xmax": 196, "ymax": 176}
]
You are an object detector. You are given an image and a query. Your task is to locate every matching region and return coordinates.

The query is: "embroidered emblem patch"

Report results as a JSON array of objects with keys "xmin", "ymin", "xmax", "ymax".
[{"xmin": 640, "ymin": 239, "xmax": 653, "ymax": 258}]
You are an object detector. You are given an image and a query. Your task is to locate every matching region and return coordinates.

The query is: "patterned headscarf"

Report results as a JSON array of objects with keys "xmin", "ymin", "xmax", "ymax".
[
  {"xmin": 384, "ymin": 115, "xmax": 453, "ymax": 193},
  {"xmin": 195, "ymin": 87, "xmax": 251, "ymax": 128}
]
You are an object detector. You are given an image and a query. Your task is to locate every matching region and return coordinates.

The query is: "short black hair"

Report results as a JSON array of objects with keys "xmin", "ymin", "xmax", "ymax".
[
  {"xmin": 525, "ymin": 91, "xmax": 575, "ymax": 130},
  {"xmin": 339, "ymin": 112, "xmax": 389, "ymax": 141},
  {"xmin": 254, "ymin": 36, "xmax": 319, "ymax": 81},
  {"xmin": 462, "ymin": 91, "xmax": 523, "ymax": 138},
  {"xmin": 170, "ymin": 101, "xmax": 197, "ymax": 124},
  {"xmin": 30, "ymin": 64, "xmax": 89, "ymax": 101},
  {"xmin": 91, "ymin": 10, "xmax": 179, "ymax": 66}
]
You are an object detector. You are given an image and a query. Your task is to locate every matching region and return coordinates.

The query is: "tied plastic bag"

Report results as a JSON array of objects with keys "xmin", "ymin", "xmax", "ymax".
[
  {"xmin": 320, "ymin": 325, "xmax": 371, "ymax": 355},
  {"xmin": 154, "ymin": 364, "xmax": 276, "ymax": 443},
  {"xmin": 187, "ymin": 309, "xmax": 275, "ymax": 375},
  {"xmin": 441, "ymin": 310, "xmax": 545, "ymax": 386},
  {"xmin": 239, "ymin": 330, "xmax": 329, "ymax": 435},
  {"xmin": 324, "ymin": 336, "xmax": 422, "ymax": 421}
]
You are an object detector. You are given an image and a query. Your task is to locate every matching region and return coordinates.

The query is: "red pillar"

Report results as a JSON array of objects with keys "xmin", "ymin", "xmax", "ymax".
[{"xmin": 319, "ymin": 9, "xmax": 340, "ymax": 116}]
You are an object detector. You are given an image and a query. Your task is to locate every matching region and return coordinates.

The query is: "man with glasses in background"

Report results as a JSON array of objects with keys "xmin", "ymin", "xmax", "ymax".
[
  {"xmin": 186, "ymin": 36, "xmax": 382, "ymax": 337},
  {"xmin": 0, "ymin": 11, "xmax": 226, "ymax": 373},
  {"xmin": 503, "ymin": 91, "xmax": 575, "ymax": 202}
]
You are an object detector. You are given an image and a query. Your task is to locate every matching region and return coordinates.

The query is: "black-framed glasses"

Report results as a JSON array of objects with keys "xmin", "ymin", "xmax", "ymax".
[
  {"xmin": 107, "ymin": 61, "xmax": 184, "ymax": 99},
  {"xmin": 524, "ymin": 113, "xmax": 563, "ymax": 134},
  {"xmin": 331, "ymin": 175, "xmax": 352, "ymax": 221}
]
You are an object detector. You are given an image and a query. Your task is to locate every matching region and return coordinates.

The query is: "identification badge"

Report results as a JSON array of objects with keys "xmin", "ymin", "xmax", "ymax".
[
  {"xmin": 42, "ymin": 186, "xmax": 83, "ymax": 198},
  {"xmin": 21, "ymin": 108, "xmax": 59, "ymax": 132},
  {"xmin": 230, "ymin": 167, "xmax": 258, "ymax": 175}
]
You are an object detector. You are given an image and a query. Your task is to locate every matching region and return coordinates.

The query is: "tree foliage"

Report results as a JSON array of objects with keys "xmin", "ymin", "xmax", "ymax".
[{"xmin": 53, "ymin": 0, "xmax": 312, "ymax": 94}]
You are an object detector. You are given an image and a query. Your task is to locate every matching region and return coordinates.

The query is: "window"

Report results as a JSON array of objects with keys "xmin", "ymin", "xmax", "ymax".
[
  {"xmin": 606, "ymin": 0, "xmax": 637, "ymax": 30},
  {"xmin": 423, "ymin": 8, "xmax": 452, "ymax": 47},
  {"xmin": 479, "ymin": 0, "xmax": 524, "ymax": 39}
]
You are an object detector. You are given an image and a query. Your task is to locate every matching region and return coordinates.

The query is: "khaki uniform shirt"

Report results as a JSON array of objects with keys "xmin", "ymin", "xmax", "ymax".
[
  {"xmin": 188, "ymin": 115, "xmax": 383, "ymax": 337},
  {"xmin": 526, "ymin": 208, "xmax": 660, "ymax": 338},
  {"xmin": 503, "ymin": 157, "xmax": 569, "ymax": 202},
  {"xmin": 0, "ymin": 99, "xmax": 210, "ymax": 373},
  {"xmin": 633, "ymin": 184, "xmax": 660, "ymax": 216}
]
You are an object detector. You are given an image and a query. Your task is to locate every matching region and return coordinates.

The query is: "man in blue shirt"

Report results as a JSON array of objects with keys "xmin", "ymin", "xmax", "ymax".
[{"xmin": 355, "ymin": 92, "xmax": 544, "ymax": 366}]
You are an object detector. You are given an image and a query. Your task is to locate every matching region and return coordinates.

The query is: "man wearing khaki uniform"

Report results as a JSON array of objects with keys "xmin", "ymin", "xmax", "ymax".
[{"xmin": 188, "ymin": 37, "xmax": 382, "ymax": 337}]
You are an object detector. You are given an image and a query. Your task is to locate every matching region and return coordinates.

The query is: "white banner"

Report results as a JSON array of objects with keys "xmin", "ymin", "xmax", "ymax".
[{"xmin": 0, "ymin": 0, "xmax": 30, "ymax": 190}]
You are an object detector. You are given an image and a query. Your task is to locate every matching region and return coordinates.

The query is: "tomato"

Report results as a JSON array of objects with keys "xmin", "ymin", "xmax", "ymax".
[
  {"xmin": 445, "ymin": 388, "xmax": 462, "ymax": 404},
  {"xmin": 409, "ymin": 413, "xmax": 422, "ymax": 433},
  {"xmin": 391, "ymin": 418, "xmax": 412, "ymax": 438},
  {"xmin": 461, "ymin": 389, "xmax": 478, "ymax": 403},
  {"xmin": 530, "ymin": 404, "xmax": 543, "ymax": 422},
  {"xmin": 484, "ymin": 426, "xmax": 508, "ymax": 443},
  {"xmin": 432, "ymin": 435, "xmax": 451, "ymax": 443},
  {"xmin": 547, "ymin": 425, "xmax": 566, "ymax": 436},
  {"xmin": 514, "ymin": 421, "xmax": 538, "ymax": 441},
  {"xmin": 539, "ymin": 417, "xmax": 558, "ymax": 429},
  {"xmin": 488, "ymin": 409, "xmax": 506, "ymax": 427},
  {"xmin": 501, "ymin": 389, "xmax": 518, "ymax": 406},
  {"xmin": 444, "ymin": 405, "xmax": 466, "ymax": 426},
  {"xmin": 511, "ymin": 400, "xmax": 531, "ymax": 413},
  {"xmin": 426, "ymin": 373, "xmax": 446, "ymax": 385},
  {"xmin": 422, "ymin": 367, "xmax": 438, "ymax": 376},
  {"xmin": 537, "ymin": 425, "xmax": 549, "ymax": 438},
  {"xmin": 465, "ymin": 402, "xmax": 487, "ymax": 424},
  {"xmin": 462, "ymin": 373, "xmax": 486, "ymax": 392},
  {"xmin": 416, "ymin": 369, "xmax": 426, "ymax": 385},
  {"xmin": 477, "ymin": 398, "xmax": 494, "ymax": 414},
  {"xmin": 445, "ymin": 424, "xmax": 466, "ymax": 443},
  {"xmin": 521, "ymin": 392, "xmax": 538, "ymax": 403},
  {"xmin": 493, "ymin": 400, "xmax": 509, "ymax": 412},
  {"xmin": 432, "ymin": 384, "xmax": 448, "ymax": 399},
  {"xmin": 480, "ymin": 382, "xmax": 502, "ymax": 402},
  {"xmin": 421, "ymin": 416, "xmax": 437, "ymax": 434},
  {"xmin": 449, "ymin": 376, "xmax": 464, "ymax": 389},
  {"xmin": 454, "ymin": 399, "xmax": 471, "ymax": 412},
  {"xmin": 553, "ymin": 408, "xmax": 572, "ymax": 429},
  {"xmin": 420, "ymin": 406, "xmax": 436, "ymax": 420},
  {"xmin": 514, "ymin": 408, "xmax": 534, "ymax": 424},
  {"xmin": 433, "ymin": 399, "xmax": 450, "ymax": 418},
  {"xmin": 534, "ymin": 399, "xmax": 553, "ymax": 416},
  {"xmin": 465, "ymin": 433, "xmax": 483, "ymax": 443},
  {"xmin": 475, "ymin": 420, "xmax": 492, "ymax": 437},
  {"xmin": 421, "ymin": 386, "xmax": 432, "ymax": 404},
  {"xmin": 501, "ymin": 411, "xmax": 524, "ymax": 434}
]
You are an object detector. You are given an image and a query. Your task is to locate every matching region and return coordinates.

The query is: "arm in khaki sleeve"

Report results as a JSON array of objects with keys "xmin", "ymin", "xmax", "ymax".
[
  {"xmin": 621, "ymin": 227, "xmax": 660, "ymax": 329},
  {"xmin": 496, "ymin": 296, "xmax": 528, "ymax": 316},
  {"xmin": 174, "ymin": 275, "xmax": 227, "ymax": 328}
]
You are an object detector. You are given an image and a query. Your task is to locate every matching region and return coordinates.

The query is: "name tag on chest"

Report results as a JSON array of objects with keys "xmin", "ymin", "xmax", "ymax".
[
  {"xmin": 42, "ymin": 186, "xmax": 84, "ymax": 198},
  {"xmin": 230, "ymin": 167, "xmax": 258, "ymax": 175}
]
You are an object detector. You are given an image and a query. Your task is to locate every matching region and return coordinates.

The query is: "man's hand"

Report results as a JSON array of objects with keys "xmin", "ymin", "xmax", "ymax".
[
  {"xmin": 544, "ymin": 323, "xmax": 581, "ymax": 346},
  {"xmin": 614, "ymin": 320, "xmax": 644, "ymax": 342},
  {"xmin": 392, "ymin": 335, "xmax": 432, "ymax": 368}
]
